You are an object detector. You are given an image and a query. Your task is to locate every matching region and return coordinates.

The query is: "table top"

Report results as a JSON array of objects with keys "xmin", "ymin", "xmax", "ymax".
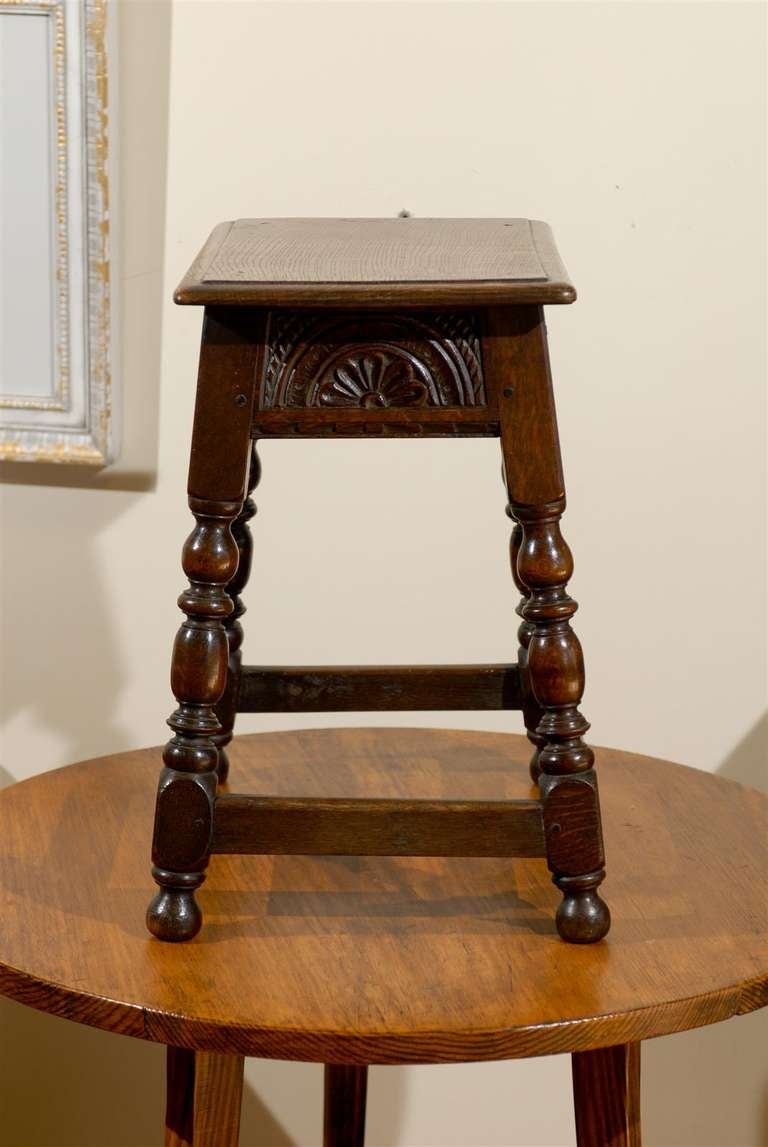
[
  {"xmin": 174, "ymin": 218, "xmax": 576, "ymax": 308},
  {"xmin": 0, "ymin": 728, "xmax": 765, "ymax": 1064}
]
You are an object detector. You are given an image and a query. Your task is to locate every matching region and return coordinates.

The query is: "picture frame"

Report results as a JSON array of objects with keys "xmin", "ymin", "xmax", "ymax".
[{"xmin": 0, "ymin": 0, "xmax": 117, "ymax": 464}]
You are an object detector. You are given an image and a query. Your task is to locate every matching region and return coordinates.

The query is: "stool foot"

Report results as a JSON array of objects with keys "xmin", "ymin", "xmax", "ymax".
[
  {"xmin": 324, "ymin": 1064, "xmax": 368, "ymax": 1147},
  {"xmin": 555, "ymin": 871, "xmax": 611, "ymax": 944},
  {"xmin": 147, "ymin": 869, "xmax": 204, "ymax": 942},
  {"xmin": 165, "ymin": 1047, "xmax": 244, "ymax": 1147},
  {"xmin": 572, "ymin": 1042, "xmax": 641, "ymax": 1146}
]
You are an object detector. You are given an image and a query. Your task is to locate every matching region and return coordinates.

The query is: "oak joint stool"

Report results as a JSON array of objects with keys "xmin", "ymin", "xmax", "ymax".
[{"xmin": 146, "ymin": 217, "xmax": 610, "ymax": 945}]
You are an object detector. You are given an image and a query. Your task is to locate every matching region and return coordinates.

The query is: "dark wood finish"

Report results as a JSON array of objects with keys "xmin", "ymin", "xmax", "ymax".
[
  {"xmin": 1, "ymin": 729, "xmax": 765, "ymax": 1064},
  {"xmin": 175, "ymin": 218, "xmax": 577, "ymax": 308},
  {"xmin": 211, "ymin": 793, "xmax": 545, "ymax": 856},
  {"xmin": 487, "ymin": 305, "xmax": 609, "ymax": 942},
  {"xmin": 252, "ymin": 309, "xmax": 495, "ymax": 438},
  {"xmin": 251, "ymin": 405, "xmax": 500, "ymax": 439},
  {"xmin": 186, "ymin": 309, "xmax": 264, "ymax": 500},
  {"xmin": 147, "ymin": 309, "xmax": 261, "ymax": 941},
  {"xmin": 324, "ymin": 1065, "xmax": 368, "ymax": 1147},
  {"xmin": 261, "ymin": 311, "xmax": 485, "ymax": 408},
  {"xmin": 213, "ymin": 442, "xmax": 260, "ymax": 783},
  {"xmin": 508, "ymin": 514, "xmax": 545, "ymax": 780},
  {"xmin": 165, "ymin": 1046, "xmax": 244, "ymax": 1147},
  {"xmin": 238, "ymin": 663, "xmax": 522, "ymax": 713},
  {"xmin": 572, "ymin": 1043, "xmax": 641, "ymax": 1147},
  {"xmin": 150, "ymin": 220, "xmax": 604, "ymax": 944}
]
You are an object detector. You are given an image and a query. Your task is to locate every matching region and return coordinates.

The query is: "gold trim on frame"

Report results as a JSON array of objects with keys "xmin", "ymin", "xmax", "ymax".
[{"xmin": 0, "ymin": 0, "xmax": 115, "ymax": 464}]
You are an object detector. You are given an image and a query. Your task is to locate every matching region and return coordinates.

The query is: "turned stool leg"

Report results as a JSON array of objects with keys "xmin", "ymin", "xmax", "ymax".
[
  {"xmin": 147, "ymin": 308, "xmax": 259, "ymax": 941},
  {"xmin": 324, "ymin": 1065, "xmax": 368, "ymax": 1147},
  {"xmin": 513, "ymin": 498, "xmax": 609, "ymax": 941},
  {"xmin": 572, "ymin": 1043, "xmax": 641, "ymax": 1147},
  {"xmin": 508, "ymin": 511, "xmax": 545, "ymax": 783},
  {"xmin": 213, "ymin": 442, "xmax": 261, "ymax": 783},
  {"xmin": 146, "ymin": 496, "xmax": 243, "ymax": 940},
  {"xmin": 165, "ymin": 1047, "xmax": 244, "ymax": 1147},
  {"xmin": 494, "ymin": 305, "xmax": 609, "ymax": 943}
]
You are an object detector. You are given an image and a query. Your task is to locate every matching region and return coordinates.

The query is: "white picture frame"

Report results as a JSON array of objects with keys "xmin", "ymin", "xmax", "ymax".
[{"xmin": 0, "ymin": 0, "xmax": 116, "ymax": 464}]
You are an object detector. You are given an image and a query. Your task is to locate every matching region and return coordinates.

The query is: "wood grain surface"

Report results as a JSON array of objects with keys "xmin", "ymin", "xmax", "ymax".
[
  {"xmin": 0, "ymin": 728, "xmax": 765, "ymax": 1064},
  {"xmin": 203, "ymin": 219, "xmax": 548, "ymax": 282},
  {"xmin": 572, "ymin": 1043, "xmax": 641, "ymax": 1147},
  {"xmin": 165, "ymin": 1047, "xmax": 244, "ymax": 1147},
  {"xmin": 237, "ymin": 664, "xmax": 523, "ymax": 714},
  {"xmin": 174, "ymin": 219, "xmax": 576, "ymax": 306}
]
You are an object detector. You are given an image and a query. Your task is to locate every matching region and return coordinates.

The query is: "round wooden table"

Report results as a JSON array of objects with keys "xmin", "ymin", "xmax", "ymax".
[{"xmin": 0, "ymin": 729, "xmax": 765, "ymax": 1147}]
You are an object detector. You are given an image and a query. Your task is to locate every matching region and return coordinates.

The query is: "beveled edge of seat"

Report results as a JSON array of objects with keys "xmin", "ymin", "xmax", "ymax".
[{"xmin": 174, "ymin": 219, "xmax": 577, "ymax": 308}]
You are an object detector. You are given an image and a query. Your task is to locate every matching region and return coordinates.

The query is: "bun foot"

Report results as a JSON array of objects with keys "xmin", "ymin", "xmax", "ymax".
[
  {"xmin": 147, "ymin": 869, "xmax": 204, "ymax": 942},
  {"xmin": 555, "ymin": 872, "xmax": 611, "ymax": 943}
]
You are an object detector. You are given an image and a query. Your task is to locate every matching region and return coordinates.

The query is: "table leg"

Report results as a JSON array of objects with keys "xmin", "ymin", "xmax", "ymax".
[
  {"xmin": 572, "ymin": 1042, "xmax": 641, "ymax": 1147},
  {"xmin": 165, "ymin": 1046, "xmax": 244, "ymax": 1147},
  {"xmin": 324, "ymin": 1064, "xmax": 368, "ymax": 1147}
]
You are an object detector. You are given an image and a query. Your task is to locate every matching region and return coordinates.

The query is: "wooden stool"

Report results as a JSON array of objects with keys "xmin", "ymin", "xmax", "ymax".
[
  {"xmin": 147, "ymin": 218, "xmax": 609, "ymax": 945},
  {"xmin": 0, "ymin": 731, "xmax": 765, "ymax": 1146}
]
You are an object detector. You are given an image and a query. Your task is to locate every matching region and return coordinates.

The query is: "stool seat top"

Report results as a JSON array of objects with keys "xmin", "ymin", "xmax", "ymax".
[
  {"xmin": 0, "ymin": 728, "xmax": 765, "ymax": 1065},
  {"xmin": 175, "ymin": 218, "xmax": 576, "ymax": 308}
]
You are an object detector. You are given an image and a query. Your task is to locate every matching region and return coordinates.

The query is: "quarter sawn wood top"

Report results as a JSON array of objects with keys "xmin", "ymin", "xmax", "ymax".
[
  {"xmin": 174, "ymin": 219, "xmax": 576, "ymax": 307},
  {"xmin": 0, "ymin": 728, "xmax": 765, "ymax": 1064}
]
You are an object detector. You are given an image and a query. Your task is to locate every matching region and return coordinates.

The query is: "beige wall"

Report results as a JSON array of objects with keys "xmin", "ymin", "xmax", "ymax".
[{"xmin": 1, "ymin": 1, "xmax": 766, "ymax": 1144}]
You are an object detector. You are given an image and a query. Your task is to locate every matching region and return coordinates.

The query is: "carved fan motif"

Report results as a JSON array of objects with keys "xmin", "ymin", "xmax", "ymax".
[
  {"xmin": 318, "ymin": 351, "xmax": 429, "ymax": 408},
  {"xmin": 260, "ymin": 312, "xmax": 486, "ymax": 411}
]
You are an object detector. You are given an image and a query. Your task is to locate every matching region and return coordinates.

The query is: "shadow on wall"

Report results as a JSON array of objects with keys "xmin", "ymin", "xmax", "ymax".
[
  {"xmin": 0, "ymin": 1000, "xmax": 306, "ymax": 1147},
  {"xmin": 716, "ymin": 710, "xmax": 768, "ymax": 792},
  {"xmin": 365, "ymin": 1066, "xmax": 408, "ymax": 1147},
  {"xmin": 239, "ymin": 1062, "xmax": 408, "ymax": 1147},
  {"xmin": 643, "ymin": 1010, "xmax": 768, "ymax": 1147},
  {"xmin": 0, "ymin": 1001, "xmax": 165, "ymax": 1147},
  {"xmin": 0, "ymin": 485, "xmax": 136, "ymax": 773},
  {"xmin": 0, "ymin": 999, "xmax": 408, "ymax": 1147},
  {"xmin": 643, "ymin": 709, "xmax": 768, "ymax": 1147}
]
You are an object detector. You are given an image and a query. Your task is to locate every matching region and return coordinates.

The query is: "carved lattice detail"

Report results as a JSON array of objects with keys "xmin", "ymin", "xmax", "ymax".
[{"xmin": 260, "ymin": 312, "xmax": 486, "ymax": 410}]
